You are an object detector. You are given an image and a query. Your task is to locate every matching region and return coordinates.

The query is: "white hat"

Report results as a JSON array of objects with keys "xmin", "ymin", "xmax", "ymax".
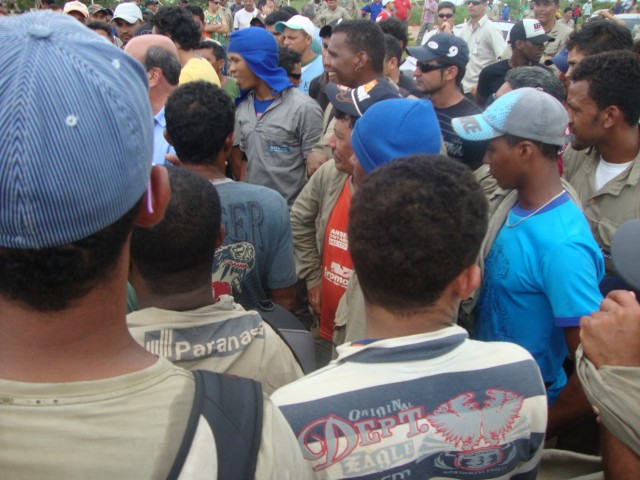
[
  {"xmin": 63, "ymin": 1, "xmax": 89, "ymax": 18},
  {"xmin": 274, "ymin": 15, "xmax": 315, "ymax": 37},
  {"xmin": 113, "ymin": 3, "xmax": 143, "ymax": 24}
]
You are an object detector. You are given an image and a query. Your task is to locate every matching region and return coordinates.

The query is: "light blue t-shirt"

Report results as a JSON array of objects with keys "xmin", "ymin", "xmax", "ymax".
[
  {"xmin": 152, "ymin": 107, "xmax": 175, "ymax": 166},
  {"xmin": 299, "ymin": 55, "xmax": 324, "ymax": 96},
  {"xmin": 475, "ymin": 192, "xmax": 604, "ymax": 404},
  {"xmin": 212, "ymin": 179, "xmax": 297, "ymax": 310}
]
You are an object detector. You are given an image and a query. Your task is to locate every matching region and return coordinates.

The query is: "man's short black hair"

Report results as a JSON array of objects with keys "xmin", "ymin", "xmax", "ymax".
[
  {"xmin": 332, "ymin": 20, "xmax": 385, "ymax": 75},
  {"xmin": 199, "ymin": 40, "xmax": 226, "ymax": 63},
  {"xmin": 349, "ymin": 155, "xmax": 488, "ymax": 314},
  {"xmin": 265, "ymin": 8, "xmax": 293, "ymax": 27},
  {"xmin": 563, "ymin": 6, "xmax": 573, "ymax": 13},
  {"xmin": 278, "ymin": 46, "xmax": 301, "ymax": 76},
  {"xmin": 334, "ymin": 109, "xmax": 358, "ymax": 129},
  {"xmin": 378, "ymin": 17, "xmax": 408, "ymax": 49},
  {"xmin": 438, "ymin": 1, "xmax": 456, "ymax": 12},
  {"xmin": 144, "ymin": 45, "xmax": 181, "ymax": 86},
  {"xmin": 565, "ymin": 19, "xmax": 632, "ymax": 56},
  {"xmin": 185, "ymin": 4, "xmax": 205, "ymax": 23},
  {"xmin": 87, "ymin": 20, "xmax": 112, "ymax": 38},
  {"xmin": 165, "ymin": 81, "xmax": 236, "ymax": 164},
  {"xmin": 0, "ymin": 198, "xmax": 142, "ymax": 312},
  {"xmin": 383, "ymin": 33, "xmax": 402, "ymax": 64},
  {"xmin": 504, "ymin": 134, "xmax": 559, "ymax": 161},
  {"xmin": 572, "ymin": 50, "xmax": 640, "ymax": 126},
  {"xmin": 439, "ymin": 58, "xmax": 466, "ymax": 86},
  {"xmin": 151, "ymin": 6, "xmax": 201, "ymax": 51},
  {"xmin": 131, "ymin": 168, "xmax": 222, "ymax": 296}
]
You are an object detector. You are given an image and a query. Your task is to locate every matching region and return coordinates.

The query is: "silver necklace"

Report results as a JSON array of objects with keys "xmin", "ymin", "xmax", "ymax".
[{"xmin": 506, "ymin": 190, "xmax": 566, "ymax": 228}]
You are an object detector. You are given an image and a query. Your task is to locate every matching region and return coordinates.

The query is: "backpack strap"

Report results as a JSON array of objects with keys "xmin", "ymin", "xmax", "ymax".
[{"xmin": 167, "ymin": 370, "xmax": 264, "ymax": 480}]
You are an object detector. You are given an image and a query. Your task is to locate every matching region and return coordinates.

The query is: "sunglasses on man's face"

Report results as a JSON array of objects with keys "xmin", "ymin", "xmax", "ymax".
[
  {"xmin": 467, "ymin": 1, "xmax": 482, "ymax": 5},
  {"xmin": 438, "ymin": 12, "xmax": 454, "ymax": 18},
  {"xmin": 417, "ymin": 61, "xmax": 446, "ymax": 73},
  {"xmin": 289, "ymin": 72, "xmax": 302, "ymax": 80}
]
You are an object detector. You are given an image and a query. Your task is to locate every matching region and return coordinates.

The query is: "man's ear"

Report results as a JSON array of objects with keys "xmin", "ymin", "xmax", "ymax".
[
  {"xmin": 135, "ymin": 165, "xmax": 171, "ymax": 228},
  {"xmin": 452, "ymin": 263, "xmax": 481, "ymax": 300},
  {"xmin": 602, "ymin": 105, "xmax": 623, "ymax": 129}
]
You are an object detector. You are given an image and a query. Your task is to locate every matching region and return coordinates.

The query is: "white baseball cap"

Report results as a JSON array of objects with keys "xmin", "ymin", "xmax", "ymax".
[
  {"xmin": 275, "ymin": 15, "xmax": 314, "ymax": 37},
  {"xmin": 113, "ymin": 3, "xmax": 143, "ymax": 24}
]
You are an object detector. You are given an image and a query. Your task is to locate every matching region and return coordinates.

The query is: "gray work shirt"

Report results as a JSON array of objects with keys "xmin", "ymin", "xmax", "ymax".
[{"xmin": 235, "ymin": 87, "xmax": 323, "ymax": 206}]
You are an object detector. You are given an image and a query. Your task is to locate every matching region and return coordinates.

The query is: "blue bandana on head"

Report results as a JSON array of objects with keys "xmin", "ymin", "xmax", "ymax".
[{"xmin": 228, "ymin": 27, "xmax": 292, "ymax": 104}]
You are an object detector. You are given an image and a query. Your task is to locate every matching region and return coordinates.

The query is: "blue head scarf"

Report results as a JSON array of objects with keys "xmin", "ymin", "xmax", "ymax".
[{"xmin": 228, "ymin": 27, "xmax": 292, "ymax": 104}]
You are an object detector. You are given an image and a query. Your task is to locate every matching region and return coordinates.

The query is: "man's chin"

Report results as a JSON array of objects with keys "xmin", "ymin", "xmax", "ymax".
[{"xmin": 570, "ymin": 139, "xmax": 591, "ymax": 151}]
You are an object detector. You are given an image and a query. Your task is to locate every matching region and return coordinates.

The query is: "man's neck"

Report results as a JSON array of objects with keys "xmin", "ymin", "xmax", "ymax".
[
  {"xmin": 301, "ymin": 49, "xmax": 317, "ymax": 65},
  {"xmin": 0, "ymin": 256, "xmax": 156, "ymax": 382},
  {"xmin": 178, "ymin": 48, "xmax": 198, "ymax": 67},
  {"xmin": 469, "ymin": 13, "xmax": 484, "ymax": 27},
  {"xmin": 254, "ymin": 79, "xmax": 279, "ymax": 100},
  {"xmin": 429, "ymin": 83, "xmax": 464, "ymax": 109},
  {"xmin": 508, "ymin": 53, "xmax": 532, "ymax": 69},
  {"xmin": 516, "ymin": 163, "xmax": 564, "ymax": 210},
  {"xmin": 364, "ymin": 300, "xmax": 457, "ymax": 339},
  {"xmin": 183, "ymin": 161, "xmax": 229, "ymax": 181},
  {"xmin": 387, "ymin": 69, "xmax": 400, "ymax": 85},
  {"xmin": 244, "ymin": 5, "xmax": 254, "ymax": 12},
  {"xmin": 597, "ymin": 126, "xmax": 640, "ymax": 165},
  {"xmin": 135, "ymin": 282, "xmax": 215, "ymax": 312},
  {"xmin": 149, "ymin": 87, "xmax": 172, "ymax": 116},
  {"xmin": 541, "ymin": 17, "xmax": 556, "ymax": 32},
  {"xmin": 353, "ymin": 70, "xmax": 380, "ymax": 88}
]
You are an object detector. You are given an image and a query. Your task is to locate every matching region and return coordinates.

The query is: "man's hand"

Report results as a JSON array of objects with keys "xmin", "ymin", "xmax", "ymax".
[
  {"xmin": 306, "ymin": 151, "xmax": 329, "ymax": 177},
  {"xmin": 308, "ymin": 284, "xmax": 322, "ymax": 316},
  {"xmin": 580, "ymin": 290, "xmax": 640, "ymax": 369}
]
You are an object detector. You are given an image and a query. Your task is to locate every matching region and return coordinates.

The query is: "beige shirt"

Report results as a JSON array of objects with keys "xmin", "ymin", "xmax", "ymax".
[
  {"xmin": 458, "ymin": 15, "xmax": 508, "ymax": 93},
  {"xmin": 563, "ymin": 143, "xmax": 640, "ymax": 274},
  {"xmin": 127, "ymin": 296, "xmax": 303, "ymax": 394},
  {"xmin": 543, "ymin": 19, "xmax": 572, "ymax": 60}
]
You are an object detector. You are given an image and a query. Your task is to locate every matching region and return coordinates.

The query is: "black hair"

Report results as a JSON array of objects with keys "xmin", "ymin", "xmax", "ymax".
[
  {"xmin": 281, "ymin": 5, "xmax": 298, "ymax": 15},
  {"xmin": 165, "ymin": 81, "xmax": 236, "ymax": 163},
  {"xmin": 131, "ymin": 168, "xmax": 222, "ymax": 296},
  {"xmin": 144, "ymin": 45, "xmax": 181, "ymax": 86},
  {"xmin": 199, "ymin": 40, "xmax": 226, "ymax": 63},
  {"xmin": 249, "ymin": 16, "xmax": 265, "ymax": 27},
  {"xmin": 134, "ymin": 22, "xmax": 153, "ymax": 36},
  {"xmin": 185, "ymin": 4, "xmax": 205, "ymax": 22},
  {"xmin": 438, "ymin": 1, "xmax": 456, "ymax": 12},
  {"xmin": 383, "ymin": 33, "xmax": 402, "ymax": 64},
  {"xmin": 278, "ymin": 46, "xmax": 301, "ymax": 75},
  {"xmin": 332, "ymin": 20, "xmax": 385, "ymax": 75},
  {"xmin": 505, "ymin": 65, "xmax": 564, "ymax": 102},
  {"xmin": 504, "ymin": 134, "xmax": 559, "ymax": 160},
  {"xmin": 0, "ymin": 198, "xmax": 142, "ymax": 312},
  {"xmin": 378, "ymin": 17, "xmax": 408, "ymax": 49},
  {"xmin": 265, "ymin": 9, "xmax": 293, "ymax": 27},
  {"xmin": 87, "ymin": 20, "xmax": 111, "ymax": 38},
  {"xmin": 572, "ymin": 50, "xmax": 640, "ymax": 126},
  {"xmin": 142, "ymin": 8, "xmax": 155, "ymax": 23},
  {"xmin": 334, "ymin": 108, "xmax": 358, "ymax": 129},
  {"xmin": 151, "ymin": 6, "xmax": 201, "ymax": 51},
  {"xmin": 565, "ymin": 19, "xmax": 632, "ymax": 56},
  {"xmin": 563, "ymin": 6, "xmax": 573, "ymax": 13},
  {"xmin": 349, "ymin": 155, "xmax": 488, "ymax": 314}
]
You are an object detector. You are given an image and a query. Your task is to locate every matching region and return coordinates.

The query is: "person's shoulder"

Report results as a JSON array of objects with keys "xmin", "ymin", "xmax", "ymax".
[{"xmin": 219, "ymin": 181, "xmax": 289, "ymax": 209}]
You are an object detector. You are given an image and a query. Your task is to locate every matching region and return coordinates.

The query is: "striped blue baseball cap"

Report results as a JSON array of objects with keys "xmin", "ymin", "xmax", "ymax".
[
  {"xmin": 451, "ymin": 87, "xmax": 569, "ymax": 146},
  {"xmin": 0, "ymin": 12, "xmax": 153, "ymax": 249}
]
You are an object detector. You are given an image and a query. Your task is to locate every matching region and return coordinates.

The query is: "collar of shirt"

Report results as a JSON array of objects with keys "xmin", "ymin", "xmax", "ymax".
[
  {"xmin": 335, "ymin": 325, "xmax": 468, "ymax": 364},
  {"xmin": 154, "ymin": 107, "xmax": 166, "ymax": 128}
]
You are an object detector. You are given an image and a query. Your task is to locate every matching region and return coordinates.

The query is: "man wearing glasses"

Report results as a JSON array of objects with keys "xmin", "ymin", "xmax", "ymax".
[
  {"xmin": 458, "ymin": 0, "xmax": 507, "ymax": 97},
  {"xmin": 408, "ymin": 33, "xmax": 486, "ymax": 170}
]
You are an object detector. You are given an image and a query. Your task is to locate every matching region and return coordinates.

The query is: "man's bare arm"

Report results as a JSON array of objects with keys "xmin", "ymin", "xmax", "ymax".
[
  {"xmin": 547, "ymin": 326, "xmax": 594, "ymax": 438},
  {"xmin": 270, "ymin": 285, "xmax": 297, "ymax": 313}
]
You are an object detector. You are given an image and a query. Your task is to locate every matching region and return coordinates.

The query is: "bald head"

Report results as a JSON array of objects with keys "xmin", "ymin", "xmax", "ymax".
[{"xmin": 125, "ymin": 34, "xmax": 179, "ymax": 64}]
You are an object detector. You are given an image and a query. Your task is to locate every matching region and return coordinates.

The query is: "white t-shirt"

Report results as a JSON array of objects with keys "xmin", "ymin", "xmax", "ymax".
[
  {"xmin": 233, "ymin": 8, "xmax": 259, "ymax": 29},
  {"xmin": 595, "ymin": 157, "xmax": 633, "ymax": 191}
]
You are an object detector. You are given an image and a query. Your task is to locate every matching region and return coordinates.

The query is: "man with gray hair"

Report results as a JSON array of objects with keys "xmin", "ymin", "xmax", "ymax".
[
  {"xmin": 496, "ymin": 65, "xmax": 565, "ymax": 102},
  {"xmin": 125, "ymin": 34, "xmax": 182, "ymax": 166}
]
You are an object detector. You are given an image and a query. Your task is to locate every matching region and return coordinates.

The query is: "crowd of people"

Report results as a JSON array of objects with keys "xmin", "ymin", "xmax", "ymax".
[{"xmin": 1, "ymin": 0, "xmax": 640, "ymax": 478}]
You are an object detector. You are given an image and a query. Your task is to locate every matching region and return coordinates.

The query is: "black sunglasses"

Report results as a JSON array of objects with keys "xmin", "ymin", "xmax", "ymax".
[
  {"xmin": 438, "ymin": 12, "xmax": 454, "ymax": 18},
  {"xmin": 466, "ymin": 1, "xmax": 482, "ymax": 5},
  {"xmin": 289, "ymin": 72, "xmax": 302, "ymax": 80},
  {"xmin": 417, "ymin": 61, "xmax": 446, "ymax": 73}
]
